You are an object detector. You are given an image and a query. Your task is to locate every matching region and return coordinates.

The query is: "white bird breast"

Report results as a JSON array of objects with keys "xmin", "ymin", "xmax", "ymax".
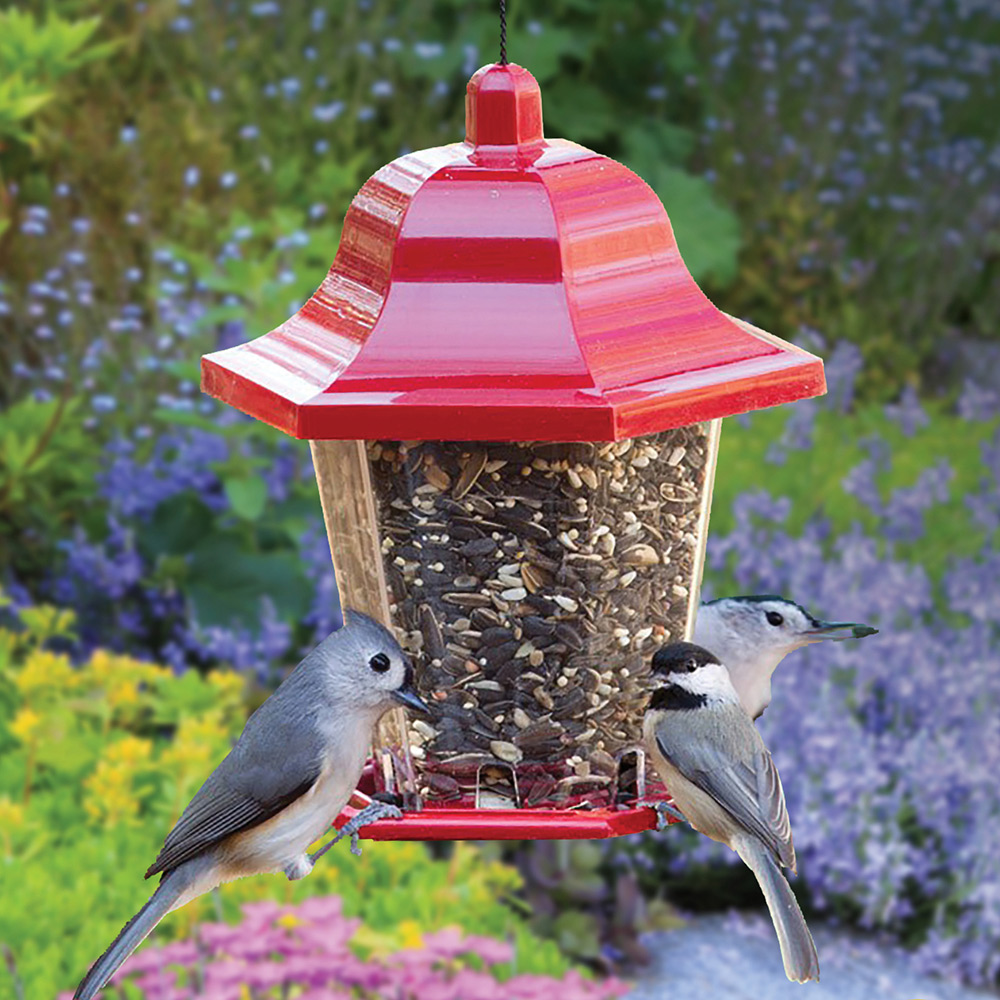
[
  {"xmin": 226, "ymin": 719, "xmax": 372, "ymax": 876},
  {"xmin": 254, "ymin": 766, "xmax": 354, "ymax": 869}
]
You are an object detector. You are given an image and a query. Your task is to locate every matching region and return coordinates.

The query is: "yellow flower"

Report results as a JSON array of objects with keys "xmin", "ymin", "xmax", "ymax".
[
  {"xmin": 84, "ymin": 760, "xmax": 139, "ymax": 825},
  {"xmin": 108, "ymin": 735, "xmax": 153, "ymax": 766},
  {"xmin": 275, "ymin": 913, "xmax": 302, "ymax": 929},
  {"xmin": 398, "ymin": 919, "xmax": 424, "ymax": 950},
  {"xmin": 0, "ymin": 797, "xmax": 25, "ymax": 829},
  {"xmin": 109, "ymin": 680, "xmax": 140, "ymax": 708},
  {"xmin": 144, "ymin": 663, "xmax": 172, "ymax": 682},
  {"xmin": 10, "ymin": 707, "xmax": 42, "ymax": 742},
  {"xmin": 160, "ymin": 741, "xmax": 213, "ymax": 770},
  {"xmin": 208, "ymin": 669, "xmax": 245, "ymax": 702},
  {"xmin": 85, "ymin": 649, "xmax": 115, "ymax": 684},
  {"xmin": 14, "ymin": 649, "xmax": 77, "ymax": 697}
]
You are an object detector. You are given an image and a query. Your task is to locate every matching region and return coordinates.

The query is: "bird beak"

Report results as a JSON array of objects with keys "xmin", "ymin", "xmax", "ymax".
[
  {"xmin": 393, "ymin": 665, "xmax": 431, "ymax": 714},
  {"xmin": 804, "ymin": 620, "xmax": 879, "ymax": 642}
]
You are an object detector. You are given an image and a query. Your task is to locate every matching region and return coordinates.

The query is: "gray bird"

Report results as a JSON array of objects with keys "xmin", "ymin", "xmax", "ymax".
[
  {"xmin": 644, "ymin": 641, "xmax": 820, "ymax": 984},
  {"xmin": 75, "ymin": 611, "xmax": 428, "ymax": 1000},
  {"xmin": 695, "ymin": 595, "xmax": 877, "ymax": 719}
]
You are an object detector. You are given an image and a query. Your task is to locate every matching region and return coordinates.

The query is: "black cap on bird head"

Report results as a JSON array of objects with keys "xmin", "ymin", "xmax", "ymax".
[{"xmin": 651, "ymin": 642, "xmax": 720, "ymax": 677}]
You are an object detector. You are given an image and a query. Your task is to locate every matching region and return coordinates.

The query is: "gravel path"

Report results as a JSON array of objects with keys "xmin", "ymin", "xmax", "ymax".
[{"xmin": 624, "ymin": 913, "xmax": 998, "ymax": 1000}]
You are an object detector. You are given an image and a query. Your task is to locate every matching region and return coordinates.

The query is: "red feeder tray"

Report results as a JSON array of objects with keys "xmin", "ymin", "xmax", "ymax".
[{"xmin": 202, "ymin": 62, "xmax": 826, "ymax": 842}]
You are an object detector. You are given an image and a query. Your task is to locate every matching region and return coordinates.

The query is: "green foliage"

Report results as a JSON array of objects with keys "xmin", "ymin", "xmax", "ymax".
[
  {"xmin": 0, "ymin": 394, "xmax": 102, "ymax": 584},
  {"xmin": 631, "ymin": 160, "xmax": 741, "ymax": 286},
  {"xmin": 0, "ymin": 0, "xmax": 739, "ymax": 400},
  {"xmin": 162, "ymin": 206, "xmax": 347, "ymax": 354},
  {"xmin": 0, "ymin": 75, "xmax": 51, "ymax": 153},
  {"xmin": 710, "ymin": 402, "xmax": 1000, "ymax": 585},
  {"xmin": 0, "ymin": 597, "xmax": 565, "ymax": 1000},
  {"xmin": 689, "ymin": 0, "xmax": 1000, "ymax": 398},
  {"xmin": 0, "ymin": 6, "xmax": 117, "ymax": 243},
  {"xmin": 130, "ymin": 409, "xmax": 320, "ymax": 634},
  {"xmin": 0, "ymin": 7, "xmax": 116, "ymax": 146}
]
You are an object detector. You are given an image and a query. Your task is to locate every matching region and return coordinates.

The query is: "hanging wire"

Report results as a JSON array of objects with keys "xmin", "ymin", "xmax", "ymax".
[{"xmin": 499, "ymin": 0, "xmax": 508, "ymax": 65}]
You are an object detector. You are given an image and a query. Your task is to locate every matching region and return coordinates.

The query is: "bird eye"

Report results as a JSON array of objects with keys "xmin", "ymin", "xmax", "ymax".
[
  {"xmin": 686, "ymin": 659, "xmax": 698, "ymax": 673},
  {"xmin": 369, "ymin": 652, "xmax": 391, "ymax": 673},
  {"xmin": 766, "ymin": 611, "xmax": 784, "ymax": 627}
]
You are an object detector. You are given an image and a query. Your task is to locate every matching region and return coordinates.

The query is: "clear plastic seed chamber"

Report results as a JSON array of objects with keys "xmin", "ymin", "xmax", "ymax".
[
  {"xmin": 202, "ymin": 62, "xmax": 826, "ymax": 839},
  {"xmin": 319, "ymin": 428, "xmax": 719, "ymax": 814}
]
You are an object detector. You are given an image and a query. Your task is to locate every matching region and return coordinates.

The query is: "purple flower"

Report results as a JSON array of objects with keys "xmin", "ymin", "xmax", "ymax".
[{"xmin": 115, "ymin": 895, "xmax": 628, "ymax": 1000}]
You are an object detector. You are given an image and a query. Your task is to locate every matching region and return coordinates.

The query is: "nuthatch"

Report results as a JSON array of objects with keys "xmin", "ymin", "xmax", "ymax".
[{"xmin": 695, "ymin": 595, "xmax": 877, "ymax": 719}]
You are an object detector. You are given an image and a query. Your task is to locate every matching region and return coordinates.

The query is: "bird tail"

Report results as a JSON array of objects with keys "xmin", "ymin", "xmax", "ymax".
[
  {"xmin": 735, "ymin": 836, "xmax": 820, "ymax": 984},
  {"xmin": 74, "ymin": 868, "xmax": 189, "ymax": 1000}
]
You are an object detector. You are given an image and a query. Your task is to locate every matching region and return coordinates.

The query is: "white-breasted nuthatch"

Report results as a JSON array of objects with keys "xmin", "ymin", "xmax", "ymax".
[
  {"xmin": 75, "ymin": 612, "xmax": 428, "ymax": 1000},
  {"xmin": 644, "ymin": 641, "xmax": 820, "ymax": 983},
  {"xmin": 695, "ymin": 595, "xmax": 878, "ymax": 719}
]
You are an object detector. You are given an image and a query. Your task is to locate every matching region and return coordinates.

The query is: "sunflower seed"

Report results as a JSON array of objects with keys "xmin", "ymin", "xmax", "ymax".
[{"xmin": 366, "ymin": 425, "xmax": 714, "ymax": 808}]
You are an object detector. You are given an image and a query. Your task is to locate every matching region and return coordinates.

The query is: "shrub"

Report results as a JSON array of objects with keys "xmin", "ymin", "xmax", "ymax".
[{"xmin": 683, "ymin": 0, "xmax": 1000, "ymax": 396}]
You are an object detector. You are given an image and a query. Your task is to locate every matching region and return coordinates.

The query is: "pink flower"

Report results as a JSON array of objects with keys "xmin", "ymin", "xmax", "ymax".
[
  {"xmin": 296, "ymin": 896, "xmax": 345, "ymax": 923},
  {"xmin": 114, "ymin": 893, "xmax": 629, "ymax": 1000},
  {"xmin": 200, "ymin": 922, "xmax": 245, "ymax": 952}
]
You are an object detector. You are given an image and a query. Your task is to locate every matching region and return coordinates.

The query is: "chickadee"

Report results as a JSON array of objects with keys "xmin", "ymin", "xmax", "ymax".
[
  {"xmin": 695, "ymin": 595, "xmax": 878, "ymax": 719},
  {"xmin": 644, "ymin": 641, "xmax": 820, "ymax": 983},
  {"xmin": 75, "ymin": 612, "xmax": 428, "ymax": 1000}
]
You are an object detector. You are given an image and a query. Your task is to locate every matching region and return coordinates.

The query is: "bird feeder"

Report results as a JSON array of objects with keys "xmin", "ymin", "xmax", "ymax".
[{"xmin": 201, "ymin": 62, "xmax": 825, "ymax": 840}]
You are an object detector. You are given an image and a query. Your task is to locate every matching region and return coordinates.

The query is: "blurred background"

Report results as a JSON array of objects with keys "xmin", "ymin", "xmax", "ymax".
[{"xmin": 0, "ymin": 1, "xmax": 998, "ymax": 998}]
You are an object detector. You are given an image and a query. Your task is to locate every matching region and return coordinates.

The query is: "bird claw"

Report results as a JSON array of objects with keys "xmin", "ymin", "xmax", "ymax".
[
  {"xmin": 638, "ymin": 799, "xmax": 686, "ymax": 831},
  {"xmin": 309, "ymin": 801, "xmax": 404, "ymax": 862},
  {"xmin": 284, "ymin": 855, "xmax": 314, "ymax": 881}
]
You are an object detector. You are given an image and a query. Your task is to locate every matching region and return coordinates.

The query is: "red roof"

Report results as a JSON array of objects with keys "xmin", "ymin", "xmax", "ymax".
[{"xmin": 202, "ymin": 63, "xmax": 825, "ymax": 441}]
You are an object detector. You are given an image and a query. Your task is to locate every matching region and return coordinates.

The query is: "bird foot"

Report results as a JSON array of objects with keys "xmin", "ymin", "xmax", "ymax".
[
  {"xmin": 284, "ymin": 855, "xmax": 314, "ymax": 881},
  {"xmin": 637, "ymin": 799, "xmax": 686, "ymax": 831},
  {"xmin": 309, "ymin": 801, "xmax": 404, "ymax": 862}
]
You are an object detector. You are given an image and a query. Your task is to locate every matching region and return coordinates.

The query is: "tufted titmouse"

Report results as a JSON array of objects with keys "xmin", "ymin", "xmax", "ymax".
[
  {"xmin": 75, "ymin": 611, "xmax": 428, "ymax": 1000},
  {"xmin": 644, "ymin": 642, "xmax": 820, "ymax": 983},
  {"xmin": 695, "ymin": 595, "xmax": 877, "ymax": 719}
]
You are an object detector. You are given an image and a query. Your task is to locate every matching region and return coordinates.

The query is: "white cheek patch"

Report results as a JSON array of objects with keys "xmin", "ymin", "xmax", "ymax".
[{"xmin": 684, "ymin": 661, "xmax": 740, "ymax": 703}]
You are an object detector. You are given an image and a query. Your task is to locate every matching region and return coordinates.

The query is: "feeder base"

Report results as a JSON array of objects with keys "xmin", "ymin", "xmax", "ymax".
[{"xmin": 333, "ymin": 800, "xmax": 677, "ymax": 841}]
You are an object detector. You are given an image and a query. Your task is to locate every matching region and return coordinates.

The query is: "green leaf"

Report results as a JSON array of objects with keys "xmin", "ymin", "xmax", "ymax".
[
  {"xmin": 623, "ymin": 119, "xmax": 696, "ymax": 168},
  {"xmin": 186, "ymin": 534, "xmax": 312, "ymax": 628},
  {"xmin": 35, "ymin": 731, "xmax": 98, "ymax": 778},
  {"xmin": 150, "ymin": 407, "xmax": 219, "ymax": 431},
  {"xmin": 136, "ymin": 494, "xmax": 216, "ymax": 561},
  {"xmin": 152, "ymin": 670, "xmax": 219, "ymax": 722},
  {"xmin": 543, "ymin": 80, "xmax": 617, "ymax": 144},
  {"xmin": 634, "ymin": 163, "xmax": 742, "ymax": 286},
  {"xmin": 550, "ymin": 909, "xmax": 602, "ymax": 960},
  {"xmin": 224, "ymin": 475, "xmax": 268, "ymax": 521}
]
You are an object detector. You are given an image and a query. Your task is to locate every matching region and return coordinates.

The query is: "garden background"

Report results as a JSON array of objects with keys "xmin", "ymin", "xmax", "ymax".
[{"xmin": 0, "ymin": 1, "xmax": 998, "ymax": 999}]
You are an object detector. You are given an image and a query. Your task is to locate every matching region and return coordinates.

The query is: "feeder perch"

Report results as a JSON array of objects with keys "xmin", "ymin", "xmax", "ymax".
[{"xmin": 201, "ymin": 62, "xmax": 825, "ymax": 840}]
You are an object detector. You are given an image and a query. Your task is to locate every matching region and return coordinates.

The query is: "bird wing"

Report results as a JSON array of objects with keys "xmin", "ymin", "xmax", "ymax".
[
  {"xmin": 654, "ymin": 705, "xmax": 795, "ymax": 869},
  {"xmin": 146, "ymin": 689, "xmax": 326, "ymax": 878}
]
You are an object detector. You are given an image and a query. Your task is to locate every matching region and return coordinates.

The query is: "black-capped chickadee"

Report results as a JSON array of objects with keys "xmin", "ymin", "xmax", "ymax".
[
  {"xmin": 695, "ymin": 595, "xmax": 878, "ymax": 719},
  {"xmin": 75, "ymin": 612, "xmax": 429, "ymax": 1000},
  {"xmin": 644, "ymin": 641, "xmax": 820, "ymax": 983}
]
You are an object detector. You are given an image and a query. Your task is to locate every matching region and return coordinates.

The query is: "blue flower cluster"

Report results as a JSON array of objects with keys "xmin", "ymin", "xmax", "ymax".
[
  {"xmin": 674, "ymin": 0, "xmax": 1000, "ymax": 385},
  {"xmin": 3, "ymin": 206, "xmax": 341, "ymax": 675},
  {"xmin": 628, "ymin": 373, "xmax": 1000, "ymax": 986}
]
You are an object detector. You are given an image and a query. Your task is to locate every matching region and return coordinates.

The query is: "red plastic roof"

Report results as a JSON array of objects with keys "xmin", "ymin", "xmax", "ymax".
[{"xmin": 202, "ymin": 63, "xmax": 825, "ymax": 441}]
